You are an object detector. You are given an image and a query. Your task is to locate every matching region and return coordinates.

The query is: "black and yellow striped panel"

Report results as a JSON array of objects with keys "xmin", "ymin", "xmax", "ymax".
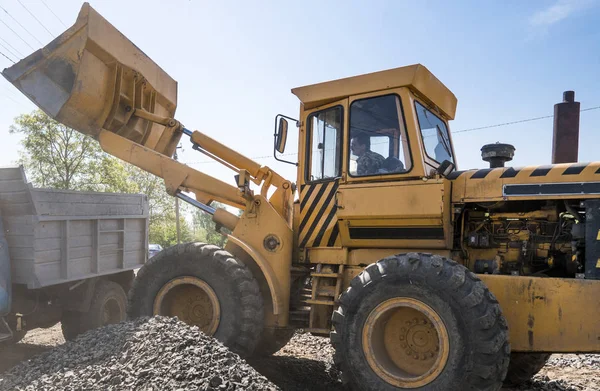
[
  {"xmin": 298, "ymin": 181, "xmax": 340, "ymax": 248},
  {"xmin": 447, "ymin": 162, "xmax": 600, "ymax": 182}
]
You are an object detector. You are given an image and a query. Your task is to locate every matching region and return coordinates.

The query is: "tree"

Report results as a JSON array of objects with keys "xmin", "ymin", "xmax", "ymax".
[
  {"xmin": 9, "ymin": 110, "xmax": 136, "ymax": 193},
  {"xmin": 10, "ymin": 110, "xmax": 102, "ymax": 190},
  {"xmin": 191, "ymin": 202, "xmax": 232, "ymax": 247}
]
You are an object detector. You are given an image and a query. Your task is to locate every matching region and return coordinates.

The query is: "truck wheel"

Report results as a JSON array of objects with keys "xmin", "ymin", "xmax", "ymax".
[
  {"xmin": 253, "ymin": 327, "xmax": 295, "ymax": 356},
  {"xmin": 331, "ymin": 253, "xmax": 510, "ymax": 391},
  {"xmin": 504, "ymin": 353, "xmax": 550, "ymax": 386},
  {"xmin": 127, "ymin": 242, "xmax": 264, "ymax": 357},
  {"xmin": 62, "ymin": 280, "xmax": 127, "ymax": 340}
]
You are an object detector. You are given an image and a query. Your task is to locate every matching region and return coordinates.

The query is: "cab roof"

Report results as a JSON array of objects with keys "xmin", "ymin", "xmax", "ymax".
[{"xmin": 291, "ymin": 64, "xmax": 457, "ymax": 120}]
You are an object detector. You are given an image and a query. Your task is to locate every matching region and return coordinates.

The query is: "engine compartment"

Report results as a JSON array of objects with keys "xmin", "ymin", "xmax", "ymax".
[{"xmin": 457, "ymin": 200, "xmax": 592, "ymax": 278}]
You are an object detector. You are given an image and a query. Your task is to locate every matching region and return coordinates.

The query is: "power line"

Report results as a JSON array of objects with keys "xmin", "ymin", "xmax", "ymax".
[
  {"xmin": 1, "ymin": 92, "xmax": 26, "ymax": 106},
  {"xmin": 16, "ymin": 0, "xmax": 54, "ymax": 38},
  {"xmin": 0, "ymin": 35, "xmax": 24, "ymax": 57},
  {"xmin": 0, "ymin": 18, "xmax": 35, "ymax": 50},
  {"xmin": 0, "ymin": 5, "xmax": 43, "ymax": 45},
  {"xmin": 0, "ymin": 40, "xmax": 19, "ymax": 59},
  {"xmin": 0, "ymin": 49, "xmax": 15, "ymax": 63},
  {"xmin": 40, "ymin": 0, "xmax": 67, "ymax": 28},
  {"xmin": 453, "ymin": 105, "xmax": 600, "ymax": 134}
]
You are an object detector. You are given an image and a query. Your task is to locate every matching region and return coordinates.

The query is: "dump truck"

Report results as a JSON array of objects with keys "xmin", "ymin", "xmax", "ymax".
[
  {"xmin": 3, "ymin": 3, "xmax": 599, "ymax": 390},
  {"xmin": 0, "ymin": 166, "xmax": 148, "ymax": 343}
]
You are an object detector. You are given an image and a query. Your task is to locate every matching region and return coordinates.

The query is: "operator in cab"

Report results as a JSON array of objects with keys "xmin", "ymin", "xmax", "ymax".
[{"xmin": 350, "ymin": 133, "xmax": 386, "ymax": 176}]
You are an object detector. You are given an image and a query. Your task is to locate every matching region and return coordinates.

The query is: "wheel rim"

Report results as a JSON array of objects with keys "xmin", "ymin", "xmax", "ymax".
[
  {"xmin": 362, "ymin": 297, "xmax": 450, "ymax": 388},
  {"xmin": 153, "ymin": 277, "xmax": 221, "ymax": 335},
  {"xmin": 102, "ymin": 297, "xmax": 123, "ymax": 326}
]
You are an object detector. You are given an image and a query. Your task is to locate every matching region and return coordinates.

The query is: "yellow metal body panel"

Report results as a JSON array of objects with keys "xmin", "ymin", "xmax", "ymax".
[
  {"xmin": 226, "ymin": 235, "xmax": 283, "ymax": 315},
  {"xmin": 226, "ymin": 196, "xmax": 293, "ymax": 327},
  {"xmin": 451, "ymin": 162, "xmax": 600, "ymax": 202},
  {"xmin": 480, "ymin": 274, "xmax": 600, "ymax": 352},
  {"xmin": 291, "ymin": 64, "xmax": 457, "ymax": 120},
  {"xmin": 307, "ymin": 247, "xmax": 451, "ymax": 266},
  {"xmin": 336, "ymin": 180, "xmax": 447, "ymax": 248}
]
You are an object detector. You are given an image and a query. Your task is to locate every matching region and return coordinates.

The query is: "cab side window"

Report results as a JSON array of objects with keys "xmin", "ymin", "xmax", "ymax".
[
  {"xmin": 349, "ymin": 95, "xmax": 411, "ymax": 177},
  {"xmin": 415, "ymin": 101, "xmax": 454, "ymax": 165},
  {"xmin": 306, "ymin": 106, "xmax": 343, "ymax": 182}
]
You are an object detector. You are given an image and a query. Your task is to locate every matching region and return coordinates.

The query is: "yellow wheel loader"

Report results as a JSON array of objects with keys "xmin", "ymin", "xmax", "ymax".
[{"xmin": 3, "ymin": 4, "xmax": 599, "ymax": 390}]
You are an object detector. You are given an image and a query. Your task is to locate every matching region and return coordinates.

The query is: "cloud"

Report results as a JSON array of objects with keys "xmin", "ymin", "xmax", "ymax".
[{"xmin": 530, "ymin": 0, "xmax": 595, "ymax": 27}]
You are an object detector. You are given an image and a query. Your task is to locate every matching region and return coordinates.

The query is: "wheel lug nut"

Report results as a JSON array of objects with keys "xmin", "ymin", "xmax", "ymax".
[
  {"xmin": 399, "ymin": 335, "xmax": 405, "ymax": 341},
  {"xmin": 400, "ymin": 342, "xmax": 407, "ymax": 348},
  {"xmin": 413, "ymin": 354, "xmax": 419, "ymax": 360}
]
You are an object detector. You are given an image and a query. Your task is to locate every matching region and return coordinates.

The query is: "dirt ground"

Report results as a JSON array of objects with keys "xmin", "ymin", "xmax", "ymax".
[{"xmin": 1, "ymin": 325, "xmax": 599, "ymax": 391}]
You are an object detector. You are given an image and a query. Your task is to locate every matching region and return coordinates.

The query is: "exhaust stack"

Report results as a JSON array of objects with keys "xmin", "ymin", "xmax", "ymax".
[{"xmin": 552, "ymin": 91, "xmax": 580, "ymax": 164}]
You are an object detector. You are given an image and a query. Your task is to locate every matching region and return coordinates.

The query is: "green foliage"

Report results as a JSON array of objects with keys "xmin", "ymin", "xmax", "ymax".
[
  {"xmin": 149, "ymin": 214, "xmax": 194, "ymax": 248},
  {"xmin": 10, "ymin": 110, "xmax": 103, "ymax": 190},
  {"xmin": 191, "ymin": 202, "xmax": 229, "ymax": 247}
]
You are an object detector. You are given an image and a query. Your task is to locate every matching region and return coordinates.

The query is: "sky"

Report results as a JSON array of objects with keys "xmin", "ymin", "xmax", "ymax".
[{"xmin": 1, "ymin": 0, "xmax": 600, "ymax": 187}]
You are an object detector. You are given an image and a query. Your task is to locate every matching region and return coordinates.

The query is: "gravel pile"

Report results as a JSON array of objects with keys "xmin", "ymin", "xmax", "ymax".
[
  {"xmin": 1, "ymin": 320, "xmax": 598, "ymax": 391},
  {"xmin": 546, "ymin": 354, "xmax": 600, "ymax": 370},
  {"xmin": 0, "ymin": 317, "xmax": 276, "ymax": 391}
]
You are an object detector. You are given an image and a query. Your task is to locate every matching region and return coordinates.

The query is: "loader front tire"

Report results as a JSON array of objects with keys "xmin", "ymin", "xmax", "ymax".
[
  {"xmin": 127, "ymin": 242, "xmax": 264, "ymax": 357},
  {"xmin": 504, "ymin": 353, "xmax": 550, "ymax": 386},
  {"xmin": 331, "ymin": 253, "xmax": 510, "ymax": 391}
]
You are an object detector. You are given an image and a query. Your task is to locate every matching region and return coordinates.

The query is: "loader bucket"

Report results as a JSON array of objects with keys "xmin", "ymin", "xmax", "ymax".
[{"xmin": 2, "ymin": 3, "xmax": 181, "ymax": 157}]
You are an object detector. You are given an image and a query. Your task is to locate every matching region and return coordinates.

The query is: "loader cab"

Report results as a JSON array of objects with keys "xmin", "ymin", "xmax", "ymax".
[
  {"xmin": 290, "ymin": 64, "xmax": 457, "ymax": 186},
  {"xmin": 289, "ymin": 64, "xmax": 458, "ymax": 251}
]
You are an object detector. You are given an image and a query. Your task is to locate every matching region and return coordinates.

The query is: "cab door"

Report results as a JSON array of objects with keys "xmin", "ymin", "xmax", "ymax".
[
  {"xmin": 297, "ymin": 99, "xmax": 347, "ymax": 250},
  {"xmin": 335, "ymin": 89, "xmax": 451, "ymax": 250}
]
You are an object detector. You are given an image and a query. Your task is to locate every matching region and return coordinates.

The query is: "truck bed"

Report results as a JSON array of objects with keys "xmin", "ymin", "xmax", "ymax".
[{"xmin": 0, "ymin": 167, "xmax": 148, "ymax": 289}]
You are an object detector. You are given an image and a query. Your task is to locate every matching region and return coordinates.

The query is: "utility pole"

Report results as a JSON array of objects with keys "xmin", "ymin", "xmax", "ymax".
[{"xmin": 173, "ymin": 147, "xmax": 181, "ymax": 244}]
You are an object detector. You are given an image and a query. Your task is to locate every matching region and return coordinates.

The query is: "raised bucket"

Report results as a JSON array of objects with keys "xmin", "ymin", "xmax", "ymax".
[{"xmin": 2, "ymin": 3, "xmax": 181, "ymax": 157}]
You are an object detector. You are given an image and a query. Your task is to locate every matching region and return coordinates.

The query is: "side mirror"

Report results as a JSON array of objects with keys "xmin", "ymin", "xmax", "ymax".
[
  {"xmin": 273, "ymin": 114, "xmax": 298, "ymax": 166},
  {"xmin": 437, "ymin": 160, "xmax": 455, "ymax": 178},
  {"xmin": 275, "ymin": 118, "xmax": 289, "ymax": 154}
]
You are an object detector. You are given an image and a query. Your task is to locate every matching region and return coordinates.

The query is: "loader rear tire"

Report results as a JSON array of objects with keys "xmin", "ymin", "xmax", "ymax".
[
  {"xmin": 62, "ymin": 280, "xmax": 127, "ymax": 340},
  {"xmin": 127, "ymin": 242, "xmax": 264, "ymax": 357},
  {"xmin": 504, "ymin": 353, "xmax": 550, "ymax": 386},
  {"xmin": 331, "ymin": 253, "xmax": 510, "ymax": 391}
]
